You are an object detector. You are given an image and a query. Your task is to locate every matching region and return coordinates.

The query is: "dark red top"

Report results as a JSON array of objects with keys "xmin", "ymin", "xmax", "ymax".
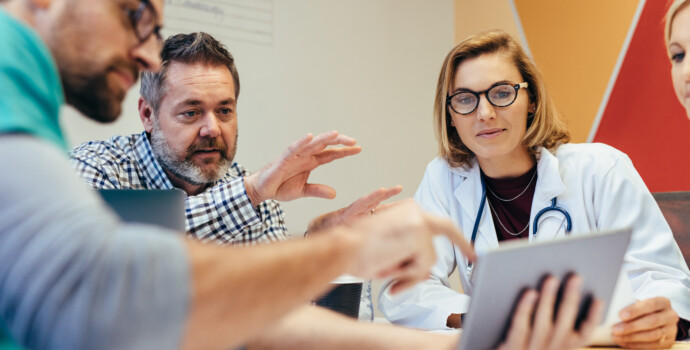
[{"xmin": 482, "ymin": 165, "xmax": 537, "ymax": 242}]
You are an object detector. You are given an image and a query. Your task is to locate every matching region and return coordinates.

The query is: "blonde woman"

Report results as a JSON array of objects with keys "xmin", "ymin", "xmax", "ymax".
[{"xmin": 379, "ymin": 30, "xmax": 690, "ymax": 348}]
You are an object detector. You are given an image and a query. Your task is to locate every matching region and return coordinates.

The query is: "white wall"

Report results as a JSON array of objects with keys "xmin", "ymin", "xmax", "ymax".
[
  {"xmin": 63, "ymin": 0, "xmax": 454, "ymax": 235},
  {"xmin": 61, "ymin": 0, "xmax": 455, "ymax": 316}
]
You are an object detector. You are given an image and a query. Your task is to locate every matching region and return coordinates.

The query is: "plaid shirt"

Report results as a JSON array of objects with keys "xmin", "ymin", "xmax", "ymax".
[{"xmin": 69, "ymin": 131, "xmax": 288, "ymax": 245}]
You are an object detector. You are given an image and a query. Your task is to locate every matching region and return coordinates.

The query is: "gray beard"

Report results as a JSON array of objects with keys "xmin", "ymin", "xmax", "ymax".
[{"xmin": 150, "ymin": 126, "xmax": 232, "ymax": 186}]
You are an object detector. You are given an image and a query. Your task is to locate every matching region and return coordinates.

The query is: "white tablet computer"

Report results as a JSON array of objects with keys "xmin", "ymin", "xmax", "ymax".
[{"xmin": 458, "ymin": 228, "xmax": 632, "ymax": 350}]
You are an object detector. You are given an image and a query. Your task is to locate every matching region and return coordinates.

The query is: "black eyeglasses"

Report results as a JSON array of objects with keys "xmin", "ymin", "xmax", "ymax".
[
  {"xmin": 125, "ymin": 0, "xmax": 163, "ymax": 46},
  {"xmin": 446, "ymin": 82, "xmax": 528, "ymax": 115}
]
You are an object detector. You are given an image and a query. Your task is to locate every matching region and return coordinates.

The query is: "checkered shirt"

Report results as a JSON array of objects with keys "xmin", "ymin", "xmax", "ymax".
[{"xmin": 69, "ymin": 131, "xmax": 288, "ymax": 245}]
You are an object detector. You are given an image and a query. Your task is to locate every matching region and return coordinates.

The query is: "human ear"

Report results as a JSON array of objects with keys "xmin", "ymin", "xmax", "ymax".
[{"xmin": 138, "ymin": 97, "xmax": 155, "ymax": 133}]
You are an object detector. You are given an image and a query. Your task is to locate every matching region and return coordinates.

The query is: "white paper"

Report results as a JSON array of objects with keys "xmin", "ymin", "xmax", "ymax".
[{"xmin": 588, "ymin": 269, "xmax": 636, "ymax": 346}]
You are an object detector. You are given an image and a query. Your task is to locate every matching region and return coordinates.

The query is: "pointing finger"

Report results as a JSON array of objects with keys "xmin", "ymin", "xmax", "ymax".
[{"xmin": 424, "ymin": 213, "xmax": 476, "ymax": 262}]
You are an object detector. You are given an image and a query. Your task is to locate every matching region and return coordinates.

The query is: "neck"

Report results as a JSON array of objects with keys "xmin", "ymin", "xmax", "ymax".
[
  {"xmin": 163, "ymin": 168, "xmax": 208, "ymax": 196},
  {"xmin": 477, "ymin": 148, "xmax": 536, "ymax": 179}
]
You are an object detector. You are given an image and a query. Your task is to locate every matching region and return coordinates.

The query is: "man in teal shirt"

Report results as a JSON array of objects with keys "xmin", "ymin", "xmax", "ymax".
[{"xmin": 0, "ymin": 1, "xmax": 476, "ymax": 349}]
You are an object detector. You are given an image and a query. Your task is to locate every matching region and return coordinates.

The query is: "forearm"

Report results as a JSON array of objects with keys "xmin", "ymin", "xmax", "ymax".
[
  {"xmin": 180, "ymin": 229, "xmax": 361, "ymax": 350},
  {"xmin": 245, "ymin": 305, "xmax": 459, "ymax": 350}
]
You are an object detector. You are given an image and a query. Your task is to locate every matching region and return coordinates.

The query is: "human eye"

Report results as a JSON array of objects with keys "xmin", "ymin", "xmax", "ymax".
[
  {"xmin": 120, "ymin": 0, "xmax": 140, "ymax": 17},
  {"xmin": 455, "ymin": 94, "xmax": 476, "ymax": 105},
  {"xmin": 217, "ymin": 107, "xmax": 235, "ymax": 120},
  {"xmin": 672, "ymin": 51, "xmax": 685, "ymax": 64},
  {"xmin": 489, "ymin": 85, "xmax": 514, "ymax": 101},
  {"xmin": 180, "ymin": 110, "xmax": 200, "ymax": 119}
]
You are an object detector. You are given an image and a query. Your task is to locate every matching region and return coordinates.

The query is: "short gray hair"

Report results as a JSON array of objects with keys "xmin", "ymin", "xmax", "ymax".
[{"xmin": 140, "ymin": 32, "xmax": 240, "ymax": 112}]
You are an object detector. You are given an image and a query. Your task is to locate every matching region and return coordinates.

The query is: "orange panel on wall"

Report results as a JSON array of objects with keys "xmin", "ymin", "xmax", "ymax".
[
  {"xmin": 454, "ymin": 0, "xmax": 520, "ymax": 44},
  {"xmin": 513, "ymin": 0, "xmax": 639, "ymax": 142}
]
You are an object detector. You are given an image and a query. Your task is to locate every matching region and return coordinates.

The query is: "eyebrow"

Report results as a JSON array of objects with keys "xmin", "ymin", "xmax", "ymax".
[
  {"xmin": 452, "ymin": 79, "xmax": 513, "ymax": 93},
  {"xmin": 174, "ymin": 97, "xmax": 236, "ymax": 109}
]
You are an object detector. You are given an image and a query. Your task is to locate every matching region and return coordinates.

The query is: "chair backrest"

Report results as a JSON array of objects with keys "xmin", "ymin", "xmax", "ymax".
[{"xmin": 652, "ymin": 191, "xmax": 690, "ymax": 268}]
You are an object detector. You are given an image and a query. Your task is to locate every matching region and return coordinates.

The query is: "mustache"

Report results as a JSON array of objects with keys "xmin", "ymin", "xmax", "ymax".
[
  {"xmin": 110, "ymin": 59, "xmax": 140, "ymax": 85},
  {"xmin": 187, "ymin": 138, "xmax": 228, "ymax": 154}
]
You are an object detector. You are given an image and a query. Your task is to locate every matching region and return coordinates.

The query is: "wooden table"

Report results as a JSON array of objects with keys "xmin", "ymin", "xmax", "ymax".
[{"xmin": 581, "ymin": 342, "xmax": 690, "ymax": 349}]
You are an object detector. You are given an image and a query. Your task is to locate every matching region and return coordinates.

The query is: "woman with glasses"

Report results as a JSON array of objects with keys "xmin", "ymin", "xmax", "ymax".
[{"xmin": 379, "ymin": 30, "xmax": 690, "ymax": 348}]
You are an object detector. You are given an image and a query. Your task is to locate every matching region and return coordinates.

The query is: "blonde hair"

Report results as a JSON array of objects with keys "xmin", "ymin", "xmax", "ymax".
[
  {"xmin": 433, "ymin": 30, "xmax": 570, "ymax": 167},
  {"xmin": 666, "ymin": 0, "xmax": 690, "ymax": 47}
]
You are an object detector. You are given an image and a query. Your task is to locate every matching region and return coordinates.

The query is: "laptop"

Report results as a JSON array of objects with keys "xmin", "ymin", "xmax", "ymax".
[
  {"xmin": 457, "ymin": 228, "xmax": 632, "ymax": 350},
  {"xmin": 98, "ymin": 189, "xmax": 186, "ymax": 231}
]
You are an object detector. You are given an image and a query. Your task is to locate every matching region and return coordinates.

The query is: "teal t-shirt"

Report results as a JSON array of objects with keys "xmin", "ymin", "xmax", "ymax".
[
  {"xmin": 0, "ymin": 7, "xmax": 68, "ymax": 349},
  {"xmin": 0, "ymin": 323, "xmax": 18, "ymax": 350},
  {"xmin": 0, "ymin": 7, "xmax": 67, "ymax": 151}
]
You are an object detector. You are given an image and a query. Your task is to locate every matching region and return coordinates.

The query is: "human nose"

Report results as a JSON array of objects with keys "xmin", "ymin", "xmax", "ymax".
[
  {"xmin": 475, "ymin": 94, "xmax": 496, "ymax": 121},
  {"xmin": 131, "ymin": 36, "xmax": 162, "ymax": 72},
  {"xmin": 199, "ymin": 113, "xmax": 221, "ymax": 138}
]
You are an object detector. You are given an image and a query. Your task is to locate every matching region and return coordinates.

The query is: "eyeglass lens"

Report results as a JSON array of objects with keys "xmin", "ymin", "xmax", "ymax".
[
  {"xmin": 450, "ymin": 84, "xmax": 518, "ymax": 115},
  {"xmin": 135, "ymin": 4, "xmax": 156, "ymax": 41}
]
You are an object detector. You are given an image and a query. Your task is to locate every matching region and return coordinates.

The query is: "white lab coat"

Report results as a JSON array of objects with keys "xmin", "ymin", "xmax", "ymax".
[{"xmin": 379, "ymin": 143, "xmax": 690, "ymax": 330}]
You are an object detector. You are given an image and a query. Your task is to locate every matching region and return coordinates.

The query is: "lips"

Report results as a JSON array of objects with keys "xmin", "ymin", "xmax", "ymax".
[
  {"xmin": 477, "ymin": 128, "xmax": 505, "ymax": 137},
  {"xmin": 195, "ymin": 149, "xmax": 220, "ymax": 154},
  {"xmin": 113, "ymin": 69, "xmax": 134, "ymax": 90}
]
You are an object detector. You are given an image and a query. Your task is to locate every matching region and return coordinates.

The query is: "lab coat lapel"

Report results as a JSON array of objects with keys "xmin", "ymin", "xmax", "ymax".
[
  {"xmin": 530, "ymin": 148, "xmax": 568, "ymax": 242},
  {"xmin": 452, "ymin": 160, "xmax": 499, "ymax": 252}
]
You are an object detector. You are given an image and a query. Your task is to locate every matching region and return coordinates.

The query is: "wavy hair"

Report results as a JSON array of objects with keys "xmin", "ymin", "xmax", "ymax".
[{"xmin": 433, "ymin": 31, "xmax": 569, "ymax": 167}]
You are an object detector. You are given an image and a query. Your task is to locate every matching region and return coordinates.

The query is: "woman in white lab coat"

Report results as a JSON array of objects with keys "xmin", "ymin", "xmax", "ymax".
[{"xmin": 379, "ymin": 30, "xmax": 690, "ymax": 348}]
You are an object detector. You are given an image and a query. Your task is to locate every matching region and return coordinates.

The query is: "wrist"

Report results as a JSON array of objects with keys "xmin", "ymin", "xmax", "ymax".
[{"xmin": 243, "ymin": 174, "xmax": 262, "ymax": 207}]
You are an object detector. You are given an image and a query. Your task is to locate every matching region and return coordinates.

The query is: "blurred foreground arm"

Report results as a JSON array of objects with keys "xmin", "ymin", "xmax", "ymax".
[
  {"xmin": 181, "ymin": 199, "xmax": 475, "ymax": 350},
  {"xmin": 246, "ymin": 305, "xmax": 459, "ymax": 350}
]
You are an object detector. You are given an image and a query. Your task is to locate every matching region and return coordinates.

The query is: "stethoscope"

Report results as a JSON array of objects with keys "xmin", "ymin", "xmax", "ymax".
[{"xmin": 465, "ymin": 176, "xmax": 573, "ymax": 278}]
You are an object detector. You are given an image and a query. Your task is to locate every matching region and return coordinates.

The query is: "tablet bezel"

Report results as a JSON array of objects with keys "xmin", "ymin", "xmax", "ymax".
[{"xmin": 458, "ymin": 228, "xmax": 632, "ymax": 350}]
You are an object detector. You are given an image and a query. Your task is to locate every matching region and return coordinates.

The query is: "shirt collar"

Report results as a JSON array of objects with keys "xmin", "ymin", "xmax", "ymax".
[{"xmin": 133, "ymin": 131, "xmax": 175, "ymax": 189}]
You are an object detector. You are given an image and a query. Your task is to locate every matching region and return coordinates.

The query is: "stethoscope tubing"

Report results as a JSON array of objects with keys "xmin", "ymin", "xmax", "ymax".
[{"xmin": 466, "ymin": 176, "xmax": 573, "ymax": 274}]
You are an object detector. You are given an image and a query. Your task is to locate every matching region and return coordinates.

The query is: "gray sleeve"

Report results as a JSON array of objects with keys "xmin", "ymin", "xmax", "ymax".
[{"xmin": 0, "ymin": 135, "xmax": 190, "ymax": 350}]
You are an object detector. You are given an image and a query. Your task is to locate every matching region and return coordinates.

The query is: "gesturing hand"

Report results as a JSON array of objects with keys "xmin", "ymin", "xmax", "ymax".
[
  {"xmin": 611, "ymin": 297, "xmax": 679, "ymax": 349},
  {"xmin": 343, "ymin": 199, "xmax": 476, "ymax": 294},
  {"xmin": 306, "ymin": 186, "xmax": 403, "ymax": 233},
  {"xmin": 243, "ymin": 131, "xmax": 361, "ymax": 206}
]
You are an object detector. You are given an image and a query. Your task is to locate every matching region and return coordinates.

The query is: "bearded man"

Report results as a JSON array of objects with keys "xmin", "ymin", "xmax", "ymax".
[{"xmin": 70, "ymin": 32, "xmax": 399, "ymax": 249}]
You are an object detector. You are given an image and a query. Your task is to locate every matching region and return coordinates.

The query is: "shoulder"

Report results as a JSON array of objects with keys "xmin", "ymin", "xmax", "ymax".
[
  {"xmin": 425, "ymin": 156, "xmax": 450, "ymax": 173},
  {"xmin": 70, "ymin": 134, "xmax": 139, "ymax": 165},
  {"xmin": 552, "ymin": 143, "xmax": 630, "ymax": 170}
]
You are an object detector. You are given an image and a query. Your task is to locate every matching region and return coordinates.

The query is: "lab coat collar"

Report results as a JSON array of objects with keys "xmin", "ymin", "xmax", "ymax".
[
  {"xmin": 534, "ymin": 147, "xmax": 566, "ymax": 202},
  {"xmin": 450, "ymin": 158, "xmax": 498, "ymax": 249},
  {"xmin": 531, "ymin": 147, "xmax": 568, "ymax": 241},
  {"xmin": 447, "ymin": 147, "xmax": 567, "ymax": 246}
]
